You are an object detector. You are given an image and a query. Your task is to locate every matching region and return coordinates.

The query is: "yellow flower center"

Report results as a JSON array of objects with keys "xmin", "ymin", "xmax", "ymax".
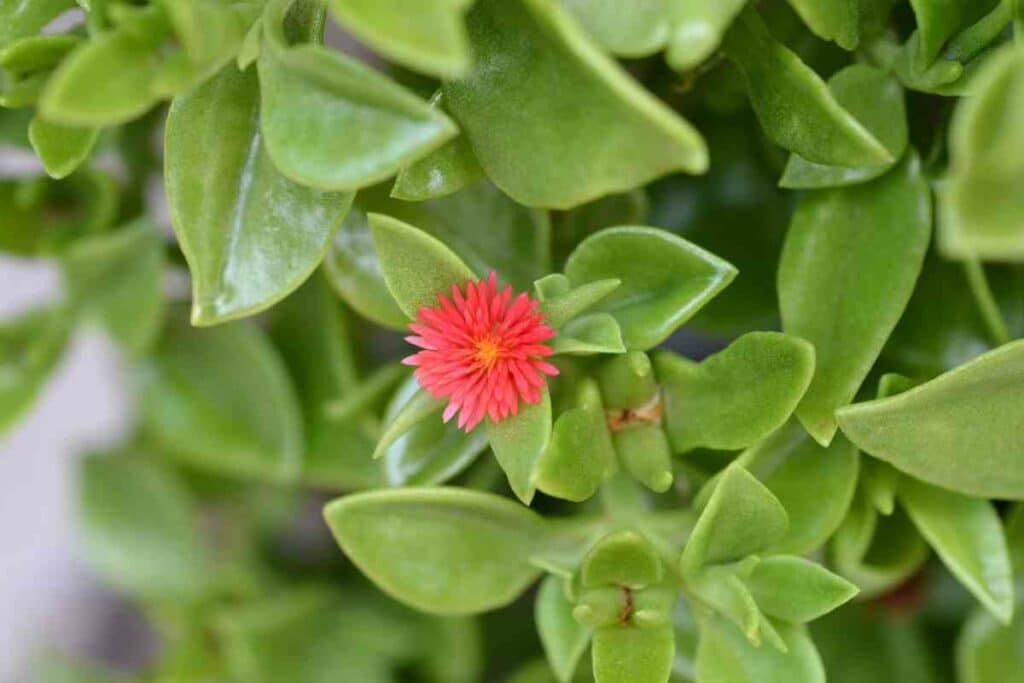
[{"xmin": 474, "ymin": 335, "xmax": 503, "ymax": 369}]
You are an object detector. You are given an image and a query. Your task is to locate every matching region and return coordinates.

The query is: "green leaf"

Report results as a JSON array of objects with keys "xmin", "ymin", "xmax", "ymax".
[
  {"xmin": 838, "ymin": 340, "xmax": 1024, "ymax": 499},
  {"xmin": 582, "ymin": 530, "xmax": 663, "ymax": 589},
  {"xmin": 138, "ymin": 319, "xmax": 304, "ymax": 483},
  {"xmin": 784, "ymin": 0, "xmax": 858, "ymax": 49},
  {"xmin": 780, "ymin": 153, "xmax": 931, "ymax": 444},
  {"xmin": 682, "ymin": 464, "xmax": 789, "ymax": 574},
  {"xmin": 612, "ymin": 423, "xmax": 674, "ymax": 494},
  {"xmin": 592, "ymin": 624, "xmax": 675, "ymax": 683},
  {"xmin": 534, "ymin": 380, "xmax": 616, "ymax": 502},
  {"xmin": 561, "ymin": 0, "xmax": 668, "ymax": 57},
  {"xmin": 443, "ymin": 0, "xmax": 707, "ymax": 209},
  {"xmin": 663, "ymin": 0, "xmax": 747, "ymax": 71},
  {"xmin": 696, "ymin": 614, "xmax": 825, "ymax": 683},
  {"xmin": 0, "ymin": 0, "xmax": 74, "ymax": 49},
  {"xmin": 165, "ymin": 65, "xmax": 353, "ymax": 325},
  {"xmin": 391, "ymin": 92, "xmax": 485, "ymax": 202},
  {"xmin": 780, "ymin": 65, "xmax": 908, "ymax": 189},
  {"xmin": 564, "ymin": 227, "xmax": 736, "ymax": 350},
  {"xmin": 373, "ymin": 385, "xmax": 444, "ymax": 459},
  {"xmin": 487, "ymin": 385, "xmax": 552, "ymax": 504},
  {"xmin": 537, "ymin": 276, "xmax": 622, "ymax": 330},
  {"xmin": 536, "ymin": 575, "xmax": 592, "ymax": 683},
  {"xmin": 162, "ymin": 0, "xmax": 251, "ymax": 78},
  {"xmin": 327, "ymin": 0, "xmax": 472, "ymax": 78},
  {"xmin": 257, "ymin": 45, "xmax": 457, "ymax": 191},
  {"xmin": 60, "ymin": 220, "xmax": 165, "ymax": 355},
  {"xmin": 0, "ymin": 306, "xmax": 71, "ymax": 434},
  {"xmin": 369, "ymin": 212, "xmax": 475, "ymax": 319},
  {"xmin": 552, "ymin": 313, "xmax": 625, "ymax": 355},
  {"xmin": 38, "ymin": 30, "xmax": 163, "ymax": 126},
  {"xmin": 268, "ymin": 275, "xmax": 380, "ymax": 490},
  {"xmin": 957, "ymin": 601, "xmax": 1024, "ymax": 683},
  {"xmin": 736, "ymin": 421, "xmax": 860, "ymax": 555},
  {"xmin": 657, "ymin": 332, "xmax": 815, "ymax": 453},
  {"xmin": 899, "ymin": 478, "xmax": 1014, "ymax": 623},
  {"xmin": 28, "ymin": 117, "xmax": 99, "ymax": 180},
  {"xmin": 324, "ymin": 206, "xmax": 408, "ymax": 330},
  {"xmin": 939, "ymin": 46, "xmax": 1024, "ymax": 261},
  {"xmin": 323, "ymin": 487, "xmax": 545, "ymax": 614},
  {"xmin": 721, "ymin": 9, "xmax": 893, "ymax": 168},
  {"xmin": 79, "ymin": 455, "xmax": 210, "ymax": 601},
  {"xmin": 379, "ymin": 375, "xmax": 488, "ymax": 486},
  {"xmin": 744, "ymin": 556, "xmax": 858, "ymax": 623},
  {"xmin": 909, "ymin": 0, "xmax": 999, "ymax": 65}
]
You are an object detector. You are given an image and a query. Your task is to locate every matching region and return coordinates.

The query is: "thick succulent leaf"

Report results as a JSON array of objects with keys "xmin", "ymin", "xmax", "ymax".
[
  {"xmin": 324, "ymin": 206, "xmax": 408, "ymax": 330},
  {"xmin": 682, "ymin": 465, "xmax": 789, "ymax": 574},
  {"xmin": 562, "ymin": 0, "xmax": 668, "ymax": 57},
  {"xmin": 534, "ymin": 397, "xmax": 616, "ymax": 502},
  {"xmin": 780, "ymin": 154, "xmax": 931, "ymax": 444},
  {"xmin": 784, "ymin": 0, "xmax": 858, "ymax": 49},
  {"xmin": 138, "ymin": 319, "xmax": 304, "ymax": 483},
  {"xmin": 0, "ymin": 306, "xmax": 71, "ymax": 435},
  {"xmin": 838, "ymin": 340, "xmax": 1024, "ymax": 499},
  {"xmin": 657, "ymin": 332, "xmax": 815, "ymax": 453},
  {"xmin": 744, "ymin": 556, "xmax": 858, "ymax": 623},
  {"xmin": 939, "ymin": 46, "xmax": 1024, "ymax": 261},
  {"xmin": 323, "ymin": 488, "xmax": 545, "ymax": 614},
  {"xmin": 536, "ymin": 575, "xmax": 592, "ymax": 683},
  {"xmin": 487, "ymin": 385, "xmax": 552, "ymax": 504},
  {"xmin": 0, "ymin": 0, "xmax": 74, "ymax": 48},
  {"xmin": 257, "ymin": 45, "xmax": 457, "ymax": 191},
  {"xmin": 60, "ymin": 220, "xmax": 165, "ymax": 355},
  {"xmin": 909, "ymin": 0, "xmax": 1000, "ymax": 65},
  {"xmin": 592, "ymin": 624, "xmax": 674, "ymax": 683},
  {"xmin": 443, "ymin": 0, "xmax": 707, "ymax": 209},
  {"xmin": 552, "ymin": 313, "xmax": 625, "ymax": 355},
  {"xmin": 737, "ymin": 420, "xmax": 859, "ymax": 555},
  {"xmin": 28, "ymin": 117, "xmax": 99, "ymax": 180},
  {"xmin": 79, "ymin": 455, "xmax": 210, "ymax": 602},
  {"xmin": 780, "ymin": 65, "xmax": 908, "ymax": 189},
  {"xmin": 582, "ymin": 530, "xmax": 663, "ymax": 589},
  {"xmin": 613, "ymin": 423, "xmax": 674, "ymax": 494},
  {"xmin": 38, "ymin": 30, "xmax": 163, "ymax": 126},
  {"xmin": 664, "ymin": 0, "xmax": 747, "ymax": 71},
  {"xmin": 899, "ymin": 478, "xmax": 1014, "ymax": 623},
  {"xmin": 380, "ymin": 375, "xmax": 488, "ymax": 487},
  {"xmin": 564, "ymin": 227, "xmax": 736, "ymax": 350},
  {"xmin": 695, "ymin": 614, "xmax": 825, "ymax": 683},
  {"xmin": 165, "ymin": 65, "xmax": 353, "ymax": 325},
  {"xmin": 721, "ymin": 9, "xmax": 892, "ymax": 168},
  {"xmin": 327, "ymin": 0, "xmax": 473, "ymax": 78},
  {"xmin": 268, "ymin": 275, "xmax": 380, "ymax": 490},
  {"xmin": 535, "ymin": 275, "xmax": 621, "ymax": 329},
  {"xmin": 957, "ymin": 601, "xmax": 1024, "ymax": 683}
]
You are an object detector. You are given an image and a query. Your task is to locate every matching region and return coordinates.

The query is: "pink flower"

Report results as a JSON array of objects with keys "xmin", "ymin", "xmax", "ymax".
[{"xmin": 403, "ymin": 272, "xmax": 559, "ymax": 431}]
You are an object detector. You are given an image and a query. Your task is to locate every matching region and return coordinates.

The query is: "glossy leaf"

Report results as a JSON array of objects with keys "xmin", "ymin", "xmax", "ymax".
[
  {"xmin": 79, "ymin": 455, "xmax": 209, "ymax": 601},
  {"xmin": 0, "ymin": 306, "xmax": 71, "ymax": 434},
  {"xmin": 657, "ymin": 332, "xmax": 815, "ymax": 453},
  {"xmin": 562, "ymin": 0, "xmax": 668, "ymax": 58},
  {"xmin": 780, "ymin": 65, "xmax": 908, "ymax": 189},
  {"xmin": 0, "ymin": 0, "xmax": 75, "ymax": 48},
  {"xmin": 165, "ymin": 65, "xmax": 353, "ymax": 325},
  {"xmin": 443, "ymin": 0, "xmax": 707, "ymax": 209},
  {"xmin": 695, "ymin": 614, "xmax": 825, "ymax": 683},
  {"xmin": 722, "ymin": 10, "xmax": 892, "ymax": 168},
  {"xmin": 552, "ymin": 313, "xmax": 625, "ymax": 355},
  {"xmin": 785, "ymin": 0, "xmax": 858, "ymax": 49},
  {"xmin": 838, "ymin": 340, "xmax": 1024, "ymax": 499},
  {"xmin": 487, "ymin": 385, "xmax": 552, "ymax": 504},
  {"xmin": 60, "ymin": 220, "xmax": 165, "ymax": 355},
  {"xmin": 592, "ymin": 624, "xmax": 674, "ymax": 683},
  {"xmin": 537, "ymin": 276, "xmax": 622, "ymax": 330},
  {"xmin": 564, "ymin": 227, "xmax": 736, "ymax": 350},
  {"xmin": 909, "ymin": 0, "xmax": 999, "ymax": 65},
  {"xmin": 664, "ymin": 0, "xmax": 747, "ymax": 71},
  {"xmin": 327, "ymin": 0, "xmax": 472, "ymax": 78},
  {"xmin": 369, "ymin": 212, "xmax": 474, "ymax": 319},
  {"xmin": 899, "ymin": 478, "xmax": 1014, "ymax": 623},
  {"xmin": 682, "ymin": 465, "xmax": 788, "ymax": 574},
  {"xmin": 138, "ymin": 319, "xmax": 304, "ymax": 483},
  {"xmin": 780, "ymin": 154, "xmax": 931, "ymax": 444},
  {"xmin": 257, "ymin": 45, "xmax": 457, "ymax": 191},
  {"xmin": 737, "ymin": 420, "xmax": 859, "ymax": 555},
  {"xmin": 323, "ymin": 488, "xmax": 545, "ymax": 614},
  {"xmin": 536, "ymin": 575, "xmax": 591, "ymax": 683},
  {"xmin": 744, "ymin": 556, "xmax": 858, "ymax": 623}
]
